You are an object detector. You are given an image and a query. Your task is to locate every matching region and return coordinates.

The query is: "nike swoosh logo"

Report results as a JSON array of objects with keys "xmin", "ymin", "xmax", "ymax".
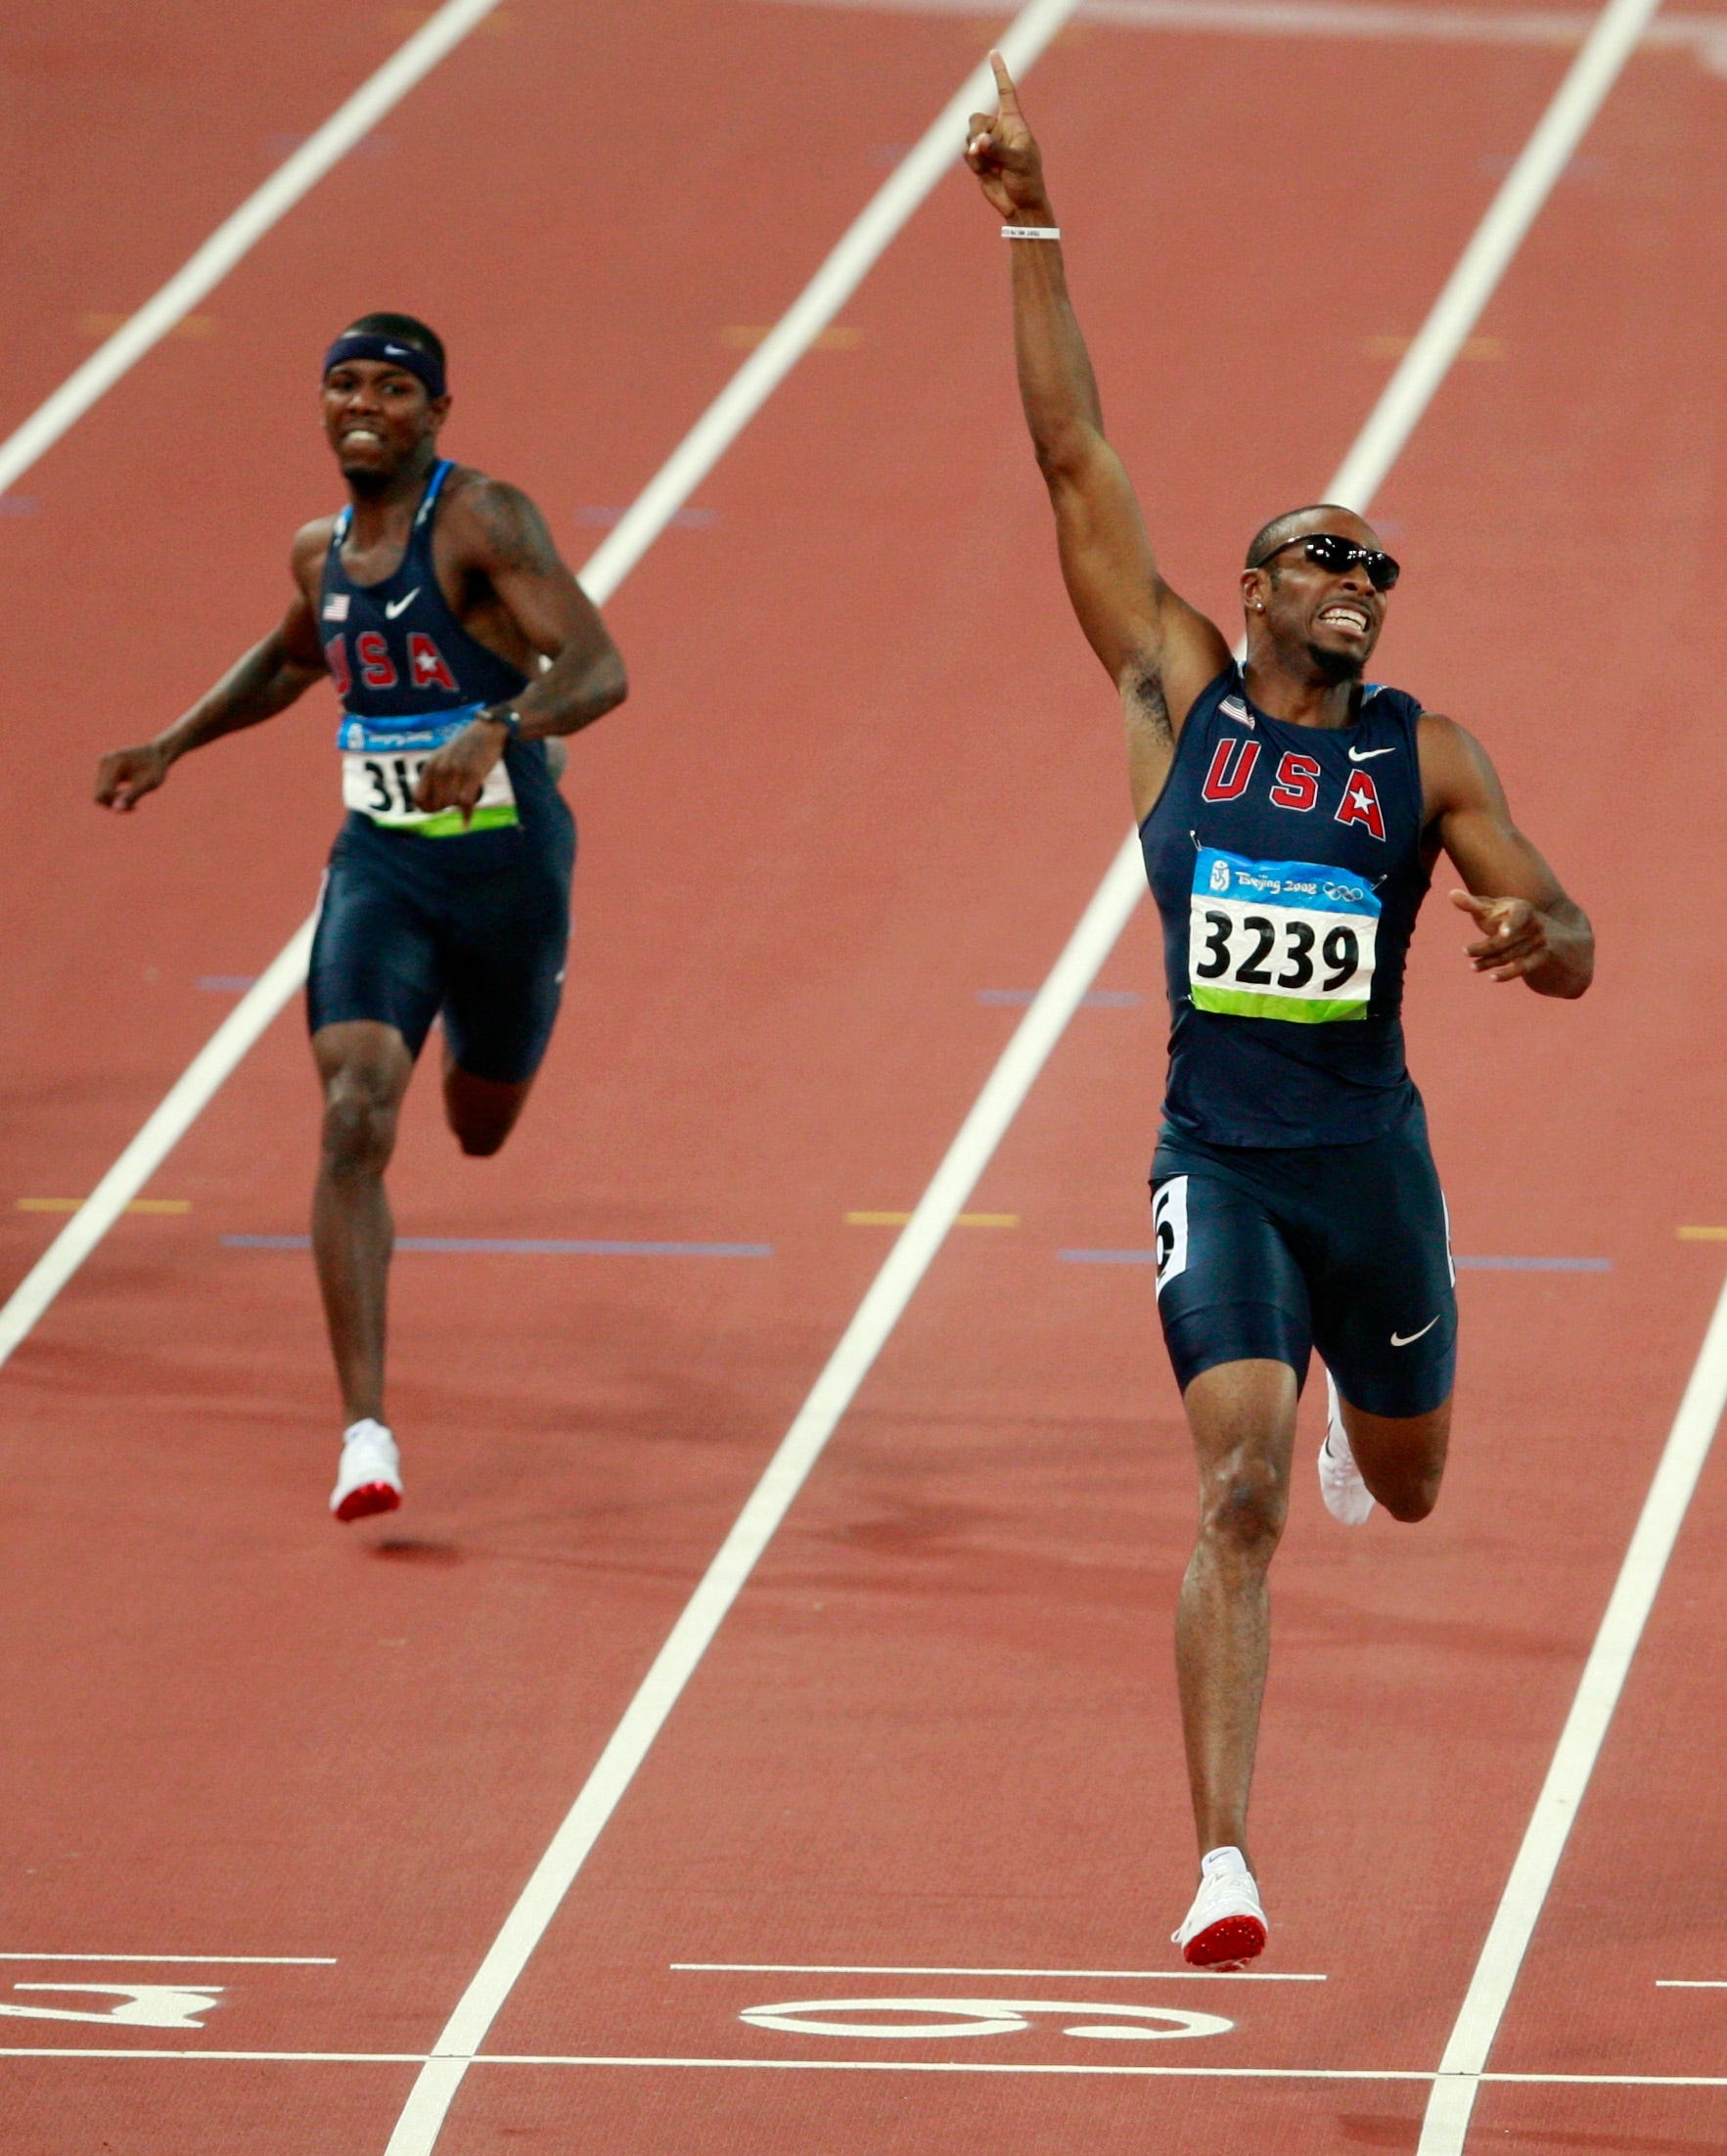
[
  {"xmin": 1348, "ymin": 745, "xmax": 1396, "ymax": 762},
  {"xmin": 383, "ymin": 588, "xmax": 421, "ymax": 619},
  {"xmin": 1390, "ymin": 1315, "xmax": 1440, "ymax": 1347}
]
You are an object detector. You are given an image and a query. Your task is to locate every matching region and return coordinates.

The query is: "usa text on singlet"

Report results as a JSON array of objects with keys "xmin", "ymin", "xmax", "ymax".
[
  {"xmin": 318, "ymin": 458, "xmax": 534, "ymax": 838},
  {"xmin": 1138, "ymin": 662, "xmax": 1433, "ymax": 1147}
]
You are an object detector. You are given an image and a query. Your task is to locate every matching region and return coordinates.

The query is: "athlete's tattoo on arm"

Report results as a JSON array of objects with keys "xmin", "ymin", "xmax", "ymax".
[{"xmin": 460, "ymin": 478, "xmax": 627, "ymax": 741}]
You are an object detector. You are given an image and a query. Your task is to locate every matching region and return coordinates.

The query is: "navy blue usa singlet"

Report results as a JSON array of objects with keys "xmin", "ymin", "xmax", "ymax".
[
  {"xmin": 1140, "ymin": 662, "xmax": 1432, "ymax": 1147},
  {"xmin": 317, "ymin": 457, "xmax": 568, "ymax": 866},
  {"xmin": 305, "ymin": 460, "xmax": 575, "ymax": 1083}
]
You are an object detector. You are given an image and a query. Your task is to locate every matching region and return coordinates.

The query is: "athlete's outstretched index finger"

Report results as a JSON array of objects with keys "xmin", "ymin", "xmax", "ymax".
[{"xmin": 989, "ymin": 50, "xmax": 1023, "ymax": 113}]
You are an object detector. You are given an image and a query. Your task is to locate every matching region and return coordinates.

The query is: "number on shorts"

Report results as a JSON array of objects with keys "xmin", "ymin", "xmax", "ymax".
[{"xmin": 1152, "ymin": 1178, "xmax": 1189, "ymax": 1297}]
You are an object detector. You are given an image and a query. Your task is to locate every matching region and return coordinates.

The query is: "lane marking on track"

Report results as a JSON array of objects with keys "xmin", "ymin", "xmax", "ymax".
[
  {"xmin": 2, "ymin": 2049, "xmax": 1726, "ymax": 2083},
  {"xmin": 222, "ymin": 1235, "xmax": 773, "ymax": 1257},
  {"xmin": 378, "ymin": 7, "xmax": 1091, "ymax": 2150},
  {"xmin": 1679, "ymin": 1226, "xmax": 1727, "ymax": 1239},
  {"xmin": 755, "ymin": 0, "xmax": 1727, "ymax": 70},
  {"xmin": 977, "ymin": 986, "xmax": 1143, "ymax": 1006},
  {"xmin": 379, "ymin": 3, "xmax": 1651, "ymax": 2146},
  {"xmin": 0, "ymin": 1, "xmax": 513, "ymax": 1371},
  {"xmin": 1657, "ymin": 1979, "xmax": 1727, "ymax": 1987},
  {"xmin": 733, "ymin": 1994, "xmax": 1236, "ymax": 2039},
  {"xmin": 0, "ymin": 0, "xmax": 1083, "ymax": 1386},
  {"xmin": 845, "ymin": 1210, "xmax": 1019, "ymax": 1227},
  {"xmin": 1418, "ymin": 1261, "xmax": 1727, "ymax": 2153},
  {"xmin": 0, "ymin": 1954, "xmax": 334, "ymax": 1965},
  {"xmin": 672, "ymin": 1959, "xmax": 1325, "ymax": 1980},
  {"xmin": 0, "ymin": 0, "xmax": 503, "ymax": 498},
  {"xmin": 17, "ymin": 1198, "xmax": 190, "ymax": 1216},
  {"xmin": 1059, "ymin": 1249, "xmax": 1611, "ymax": 1270}
]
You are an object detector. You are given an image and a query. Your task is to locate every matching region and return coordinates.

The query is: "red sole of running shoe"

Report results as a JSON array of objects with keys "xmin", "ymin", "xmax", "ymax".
[
  {"xmin": 1183, "ymin": 1914, "xmax": 1267, "ymax": 1969},
  {"xmin": 334, "ymin": 1482, "xmax": 401, "ymax": 1524}
]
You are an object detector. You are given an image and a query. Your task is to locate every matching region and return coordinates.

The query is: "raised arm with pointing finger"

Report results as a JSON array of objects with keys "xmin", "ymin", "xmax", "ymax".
[
  {"xmin": 966, "ymin": 53, "xmax": 1231, "ymax": 820},
  {"xmin": 963, "ymin": 55, "xmax": 1591, "ymax": 1975}
]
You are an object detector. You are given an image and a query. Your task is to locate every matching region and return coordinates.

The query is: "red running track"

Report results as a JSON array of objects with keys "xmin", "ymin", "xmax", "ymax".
[{"xmin": 1, "ymin": 2, "xmax": 1724, "ymax": 2150}]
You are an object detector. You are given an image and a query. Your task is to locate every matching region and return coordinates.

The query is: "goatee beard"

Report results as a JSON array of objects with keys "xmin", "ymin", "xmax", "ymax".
[{"xmin": 1307, "ymin": 641, "xmax": 1365, "ymax": 685}]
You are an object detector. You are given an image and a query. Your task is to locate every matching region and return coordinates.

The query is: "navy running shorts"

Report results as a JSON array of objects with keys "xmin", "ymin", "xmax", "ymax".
[
  {"xmin": 306, "ymin": 811, "xmax": 573, "ymax": 1086},
  {"xmin": 1149, "ymin": 1100, "xmax": 1456, "ymax": 1419}
]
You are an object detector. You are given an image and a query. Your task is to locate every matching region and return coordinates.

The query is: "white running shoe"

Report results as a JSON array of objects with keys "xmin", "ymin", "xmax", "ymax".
[
  {"xmin": 330, "ymin": 1418, "xmax": 402, "ymax": 1523},
  {"xmin": 1172, "ymin": 1848, "xmax": 1268, "ymax": 1969},
  {"xmin": 1318, "ymin": 1370, "xmax": 1375, "ymax": 1526}
]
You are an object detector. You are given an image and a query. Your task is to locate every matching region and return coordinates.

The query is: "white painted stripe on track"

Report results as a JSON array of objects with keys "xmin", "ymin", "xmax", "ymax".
[
  {"xmin": 671, "ymin": 1960, "xmax": 1324, "ymax": 1979},
  {"xmin": 0, "ymin": 1954, "xmax": 336, "ymax": 1965},
  {"xmin": 1328, "ymin": 0, "xmax": 1669, "ymax": 514},
  {"xmin": 1417, "ymin": 1266, "xmax": 1727, "ymax": 2153},
  {"xmin": 380, "ymin": 3, "xmax": 1652, "ymax": 2141},
  {"xmin": 756, "ymin": 0, "xmax": 1727, "ymax": 67},
  {"xmin": 0, "ymin": 0, "xmax": 1082, "ymax": 1372},
  {"xmin": 0, "ymin": 0, "xmax": 514, "ymax": 1369},
  {"xmin": 0, "ymin": 0, "xmax": 504, "ymax": 500},
  {"xmin": 0, "ymin": 921, "xmax": 315, "ymax": 1370},
  {"xmin": 5, "ymin": 2050, "xmax": 1727, "ymax": 2086}
]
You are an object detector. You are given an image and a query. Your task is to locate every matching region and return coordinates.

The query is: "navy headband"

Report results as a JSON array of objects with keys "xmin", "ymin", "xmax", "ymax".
[{"xmin": 321, "ymin": 332, "xmax": 446, "ymax": 400}]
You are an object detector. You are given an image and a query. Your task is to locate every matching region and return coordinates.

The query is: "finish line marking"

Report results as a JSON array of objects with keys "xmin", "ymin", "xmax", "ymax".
[
  {"xmin": 1058, "ymin": 1249, "xmax": 1612, "ymax": 1271},
  {"xmin": 1, "ymin": 2050, "xmax": 1723, "ymax": 2085},
  {"xmin": 671, "ymin": 1960, "xmax": 1324, "ymax": 1980}
]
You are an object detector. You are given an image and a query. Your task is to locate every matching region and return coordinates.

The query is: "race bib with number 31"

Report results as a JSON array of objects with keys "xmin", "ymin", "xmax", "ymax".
[
  {"xmin": 1188, "ymin": 846, "xmax": 1379, "ymax": 1023},
  {"xmin": 337, "ymin": 710, "xmax": 517, "ymax": 835}
]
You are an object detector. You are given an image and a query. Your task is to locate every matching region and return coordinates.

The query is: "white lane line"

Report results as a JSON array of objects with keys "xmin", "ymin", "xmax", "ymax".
[
  {"xmin": 1329, "ymin": 0, "xmax": 1669, "ymax": 512},
  {"xmin": 753, "ymin": 0, "xmax": 1727, "ymax": 70},
  {"xmin": 4, "ymin": 2051, "xmax": 1726, "ymax": 2085},
  {"xmin": 379, "ymin": 8, "xmax": 1086, "ymax": 2148},
  {"xmin": 0, "ymin": 0, "xmax": 1078, "ymax": 1376},
  {"xmin": 380, "ymin": 3, "xmax": 1648, "ymax": 2147},
  {"xmin": 1419, "ymin": 1264, "xmax": 1727, "ymax": 2151},
  {"xmin": 0, "ymin": 6, "xmax": 512, "ymax": 1368},
  {"xmin": 670, "ymin": 1961, "xmax": 1323, "ymax": 1980},
  {"xmin": 1657, "ymin": 1979, "xmax": 1727, "ymax": 1988},
  {"xmin": 0, "ymin": 0, "xmax": 503, "ymax": 499},
  {"xmin": 0, "ymin": 1954, "xmax": 335, "ymax": 1966},
  {"xmin": 0, "ymin": 923, "xmax": 315, "ymax": 1370}
]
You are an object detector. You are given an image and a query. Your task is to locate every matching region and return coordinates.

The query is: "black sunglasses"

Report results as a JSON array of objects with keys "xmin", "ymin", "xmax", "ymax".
[{"xmin": 1252, "ymin": 532, "xmax": 1401, "ymax": 592}]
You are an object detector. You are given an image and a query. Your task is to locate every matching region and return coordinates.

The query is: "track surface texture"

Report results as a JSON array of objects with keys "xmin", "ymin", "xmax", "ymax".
[{"xmin": 2, "ymin": 2, "xmax": 1724, "ymax": 2150}]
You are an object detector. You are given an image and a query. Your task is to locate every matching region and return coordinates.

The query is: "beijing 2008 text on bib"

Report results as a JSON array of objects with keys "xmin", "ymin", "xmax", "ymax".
[
  {"xmin": 1188, "ymin": 846, "xmax": 1379, "ymax": 1023},
  {"xmin": 338, "ymin": 707, "xmax": 518, "ymax": 837}
]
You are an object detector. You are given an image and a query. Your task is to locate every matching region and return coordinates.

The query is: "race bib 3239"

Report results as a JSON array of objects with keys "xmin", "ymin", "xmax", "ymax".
[{"xmin": 1188, "ymin": 846, "xmax": 1379, "ymax": 1023}]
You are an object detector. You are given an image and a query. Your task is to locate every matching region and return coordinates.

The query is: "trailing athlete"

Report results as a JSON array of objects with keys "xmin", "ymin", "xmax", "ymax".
[
  {"xmin": 96, "ymin": 314, "xmax": 627, "ymax": 1523},
  {"xmin": 966, "ymin": 61, "xmax": 1592, "ymax": 1965}
]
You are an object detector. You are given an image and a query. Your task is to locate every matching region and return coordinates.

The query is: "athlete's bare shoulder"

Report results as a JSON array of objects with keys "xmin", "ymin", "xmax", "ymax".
[
  {"xmin": 434, "ymin": 466, "xmax": 562, "ymax": 576},
  {"xmin": 288, "ymin": 516, "xmax": 338, "ymax": 606},
  {"xmin": 1415, "ymin": 708, "xmax": 1498, "ymax": 823}
]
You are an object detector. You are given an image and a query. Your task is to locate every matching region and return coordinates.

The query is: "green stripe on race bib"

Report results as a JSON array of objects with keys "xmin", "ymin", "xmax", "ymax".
[
  {"xmin": 412, "ymin": 802, "xmax": 521, "ymax": 838},
  {"xmin": 1191, "ymin": 983, "xmax": 1367, "ymax": 1023}
]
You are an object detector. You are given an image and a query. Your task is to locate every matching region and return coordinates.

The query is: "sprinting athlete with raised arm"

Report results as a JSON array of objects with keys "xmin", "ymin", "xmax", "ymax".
[
  {"xmin": 966, "ymin": 62, "xmax": 1592, "ymax": 1966},
  {"xmin": 96, "ymin": 314, "xmax": 627, "ymax": 1523}
]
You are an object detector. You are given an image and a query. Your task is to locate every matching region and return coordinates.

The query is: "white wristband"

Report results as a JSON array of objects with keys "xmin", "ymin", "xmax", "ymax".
[{"xmin": 1002, "ymin": 224, "xmax": 1061, "ymax": 240}]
